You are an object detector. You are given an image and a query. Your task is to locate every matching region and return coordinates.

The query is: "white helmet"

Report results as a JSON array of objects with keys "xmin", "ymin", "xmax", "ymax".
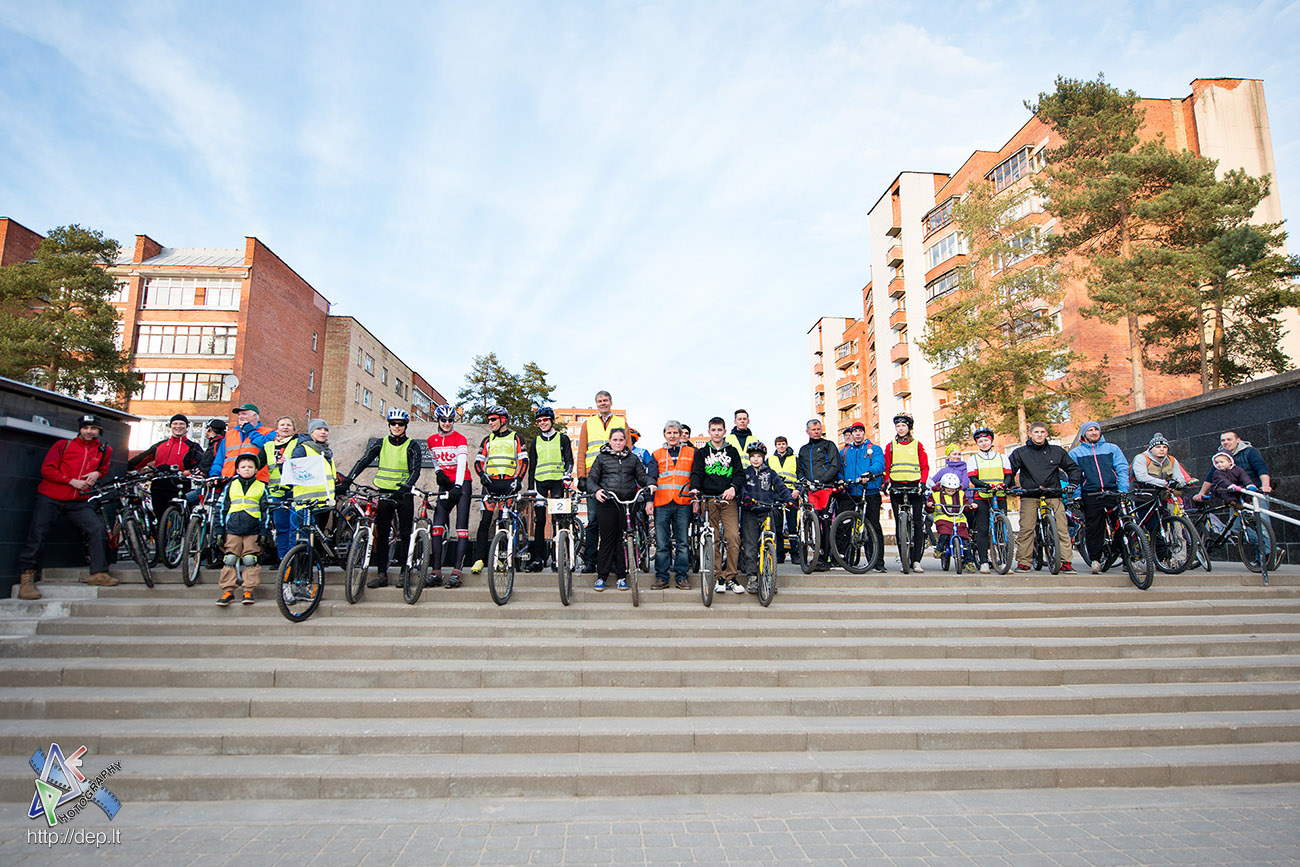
[{"xmin": 939, "ymin": 472, "xmax": 961, "ymax": 490}]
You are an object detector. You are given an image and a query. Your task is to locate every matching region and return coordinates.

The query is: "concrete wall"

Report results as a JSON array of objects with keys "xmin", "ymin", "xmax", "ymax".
[{"xmin": 1097, "ymin": 369, "xmax": 1300, "ymax": 564}]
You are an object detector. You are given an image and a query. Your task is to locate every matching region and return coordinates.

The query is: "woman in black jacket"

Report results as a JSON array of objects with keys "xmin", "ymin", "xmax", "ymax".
[{"xmin": 587, "ymin": 428, "xmax": 651, "ymax": 592}]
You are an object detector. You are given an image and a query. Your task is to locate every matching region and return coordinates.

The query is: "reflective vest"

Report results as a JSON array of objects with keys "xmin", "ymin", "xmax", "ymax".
[
  {"xmin": 583, "ymin": 414, "xmax": 626, "ymax": 469},
  {"xmin": 725, "ymin": 431, "xmax": 755, "ymax": 458},
  {"xmin": 534, "ymin": 433, "xmax": 565, "ymax": 482},
  {"xmin": 971, "ymin": 450, "xmax": 1006, "ymax": 499},
  {"xmin": 933, "ymin": 486, "xmax": 968, "ymax": 525},
  {"xmin": 221, "ymin": 426, "xmax": 272, "ymax": 481},
  {"xmin": 374, "ymin": 437, "xmax": 412, "ymax": 491},
  {"xmin": 292, "ymin": 441, "xmax": 336, "ymax": 503},
  {"xmin": 227, "ymin": 479, "xmax": 266, "ymax": 520},
  {"xmin": 485, "ymin": 432, "xmax": 520, "ymax": 478},
  {"xmin": 890, "ymin": 439, "xmax": 922, "ymax": 482},
  {"xmin": 263, "ymin": 439, "xmax": 293, "ymax": 497},
  {"xmin": 653, "ymin": 445, "xmax": 695, "ymax": 507},
  {"xmin": 768, "ymin": 452, "xmax": 797, "ymax": 486}
]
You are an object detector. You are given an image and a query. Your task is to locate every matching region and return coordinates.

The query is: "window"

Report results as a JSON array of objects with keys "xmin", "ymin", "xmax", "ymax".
[
  {"xmin": 312, "ymin": 332, "xmax": 318, "ymax": 351},
  {"xmin": 894, "ymin": 327, "xmax": 908, "ymax": 346},
  {"xmin": 934, "ymin": 418, "xmax": 954, "ymax": 444},
  {"xmin": 112, "ymin": 322, "xmax": 125, "ymax": 351},
  {"xmin": 364, "ymin": 355, "xmax": 374, "ymax": 374},
  {"xmin": 834, "ymin": 340, "xmax": 856, "ymax": 360},
  {"xmin": 136, "ymin": 324, "xmax": 237, "ymax": 356},
  {"xmin": 837, "ymin": 383, "xmax": 859, "ymax": 401},
  {"xmin": 379, "ymin": 399, "xmax": 386, "ymax": 414},
  {"xmin": 925, "ymin": 232, "xmax": 963, "ymax": 270},
  {"xmin": 139, "ymin": 372, "xmax": 233, "ymax": 403},
  {"xmin": 395, "ymin": 378, "xmax": 403, "ymax": 396},
  {"xmin": 381, "ymin": 367, "xmax": 389, "ymax": 385},
  {"xmin": 308, "ymin": 370, "xmax": 314, "ymax": 392},
  {"xmin": 108, "ymin": 280, "xmax": 130, "ymax": 303},
  {"xmin": 357, "ymin": 348, "xmax": 363, "ymax": 367},
  {"xmin": 361, "ymin": 388, "xmax": 372, "ymax": 408},
  {"xmin": 1049, "ymin": 397, "xmax": 1071, "ymax": 422},
  {"xmin": 988, "ymin": 148, "xmax": 1031, "ymax": 193},
  {"xmin": 926, "ymin": 270, "xmax": 960, "ymax": 303},
  {"xmin": 922, "ymin": 198, "xmax": 955, "ymax": 238},
  {"xmin": 1005, "ymin": 307, "xmax": 1060, "ymax": 342},
  {"xmin": 355, "ymin": 383, "xmax": 360, "ymax": 403},
  {"xmin": 1002, "ymin": 193, "xmax": 1043, "ymax": 223},
  {"xmin": 141, "ymin": 277, "xmax": 240, "ymax": 309},
  {"xmin": 995, "ymin": 231, "xmax": 1038, "ymax": 272}
]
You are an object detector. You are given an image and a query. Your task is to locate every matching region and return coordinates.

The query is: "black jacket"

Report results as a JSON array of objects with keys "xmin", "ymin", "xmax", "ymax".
[
  {"xmin": 346, "ymin": 435, "xmax": 423, "ymax": 489},
  {"xmin": 588, "ymin": 445, "xmax": 649, "ymax": 499},
  {"xmin": 797, "ymin": 438, "xmax": 841, "ymax": 485},
  {"xmin": 197, "ymin": 437, "xmax": 223, "ymax": 476},
  {"xmin": 689, "ymin": 442, "xmax": 745, "ymax": 496},
  {"xmin": 1009, "ymin": 438, "xmax": 1081, "ymax": 491}
]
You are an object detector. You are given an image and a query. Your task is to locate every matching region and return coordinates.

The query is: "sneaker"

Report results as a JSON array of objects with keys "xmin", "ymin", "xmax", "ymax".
[
  {"xmin": 650, "ymin": 579, "xmax": 669, "ymax": 590},
  {"xmin": 912, "ymin": 564, "xmax": 925, "ymax": 574},
  {"xmin": 873, "ymin": 564, "xmax": 886, "ymax": 573},
  {"xmin": 1016, "ymin": 563, "xmax": 1031, "ymax": 572},
  {"xmin": 675, "ymin": 579, "xmax": 691, "ymax": 590},
  {"xmin": 242, "ymin": 590, "xmax": 255, "ymax": 605},
  {"xmin": 444, "ymin": 574, "xmax": 462, "ymax": 589},
  {"xmin": 594, "ymin": 577, "xmax": 606, "ymax": 591},
  {"xmin": 425, "ymin": 571, "xmax": 443, "ymax": 588},
  {"xmin": 746, "ymin": 576, "xmax": 759, "ymax": 594},
  {"xmin": 366, "ymin": 573, "xmax": 389, "ymax": 588},
  {"xmin": 280, "ymin": 584, "xmax": 294, "ymax": 605},
  {"xmin": 216, "ymin": 591, "xmax": 235, "ymax": 607},
  {"xmin": 616, "ymin": 577, "xmax": 628, "ymax": 591},
  {"xmin": 729, "ymin": 579, "xmax": 745, "ymax": 595},
  {"xmin": 470, "ymin": 560, "xmax": 485, "ymax": 574},
  {"xmin": 1060, "ymin": 562, "xmax": 1075, "ymax": 573},
  {"xmin": 963, "ymin": 563, "xmax": 977, "ymax": 574},
  {"xmin": 979, "ymin": 563, "xmax": 991, "ymax": 574},
  {"xmin": 1090, "ymin": 560, "xmax": 1102, "ymax": 574},
  {"xmin": 714, "ymin": 579, "xmax": 726, "ymax": 594}
]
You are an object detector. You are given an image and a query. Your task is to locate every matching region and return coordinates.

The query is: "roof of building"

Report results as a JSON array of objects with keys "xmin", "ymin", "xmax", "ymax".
[{"xmin": 114, "ymin": 247, "xmax": 245, "ymax": 268}]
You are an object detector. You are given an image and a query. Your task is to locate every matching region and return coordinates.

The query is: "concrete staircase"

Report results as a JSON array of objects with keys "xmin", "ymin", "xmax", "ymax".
[{"xmin": 3, "ymin": 565, "xmax": 1300, "ymax": 802}]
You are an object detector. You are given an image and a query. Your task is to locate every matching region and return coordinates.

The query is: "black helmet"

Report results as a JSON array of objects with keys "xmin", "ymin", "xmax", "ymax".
[
  {"xmin": 746, "ymin": 440, "xmax": 768, "ymax": 457},
  {"xmin": 892, "ymin": 413, "xmax": 914, "ymax": 429},
  {"xmin": 486, "ymin": 405, "xmax": 509, "ymax": 420},
  {"xmin": 535, "ymin": 406, "xmax": 555, "ymax": 421},
  {"xmin": 972, "ymin": 426, "xmax": 995, "ymax": 441}
]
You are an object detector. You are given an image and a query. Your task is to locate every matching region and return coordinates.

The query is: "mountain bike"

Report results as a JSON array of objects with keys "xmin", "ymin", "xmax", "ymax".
[
  {"xmin": 829, "ymin": 485, "xmax": 881, "ymax": 574},
  {"xmin": 693, "ymin": 494, "xmax": 726, "ymax": 607},
  {"xmin": 482, "ymin": 487, "xmax": 534, "ymax": 606},
  {"xmin": 1190, "ymin": 495, "xmax": 1277, "ymax": 576},
  {"xmin": 179, "ymin": 476, "xmax": 229, "ymax": 587},
  {"xmin": 795, "ymin": 481, "xmax": 835, "ymax": 574},
  {"xmin": 606, "ymin": 488, "xmax": 652, "ymax": 607},
  {"xmin": 1079, "ymin": 491, "xmax": 1155, "ymax": 590},
  {"xmin": 971, "ymin": 483, "xmax": 1015, "ymax": 574},
  {"xmin": 1010, "ymin": 487, "xmax": 1070, "ymax": 576},
  {"xmin": 147, "ymin": 467, "xmax": 188, "ymax": 568},
  {"xmin": 86, "ymin": 476, "xmax": 154, "ymax": 588},
  {"xmin": 756, "ymin": 509, "xmax": 778, "ymax": 607},
  {"xmin": 1132, "ymin": 481, "xmax": 1205, "ymax": 574},
  {"xmin": 549, "ymin": 484, "xmax": 583, "ymax": 606},
  {"xmin": 340, "ymin": 484, "xmax": 388, "ymax": 604},
  {"xmin": 274, "ymin": 499, "xmax": 342, "ymax": 622},
  {"xmin": 399, "ymin": 488, "xmax": 434, "ymax": 606},
  {"xmin": 887, "ymin": 481, "xmax": 925, "ymax": 574}
]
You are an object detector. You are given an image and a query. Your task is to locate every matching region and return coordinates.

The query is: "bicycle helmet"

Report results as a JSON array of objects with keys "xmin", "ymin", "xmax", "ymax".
[
  {"xmin": 627, "ymin": 427, "xmax": 641, "ymax": 444},
  {"xmin": 892, "ymin": 413, "xmax": 914, "ymax": 429},
  {"xmin": 939, "ymin": 472, "xmax": 962, "ymax": 490},
  {"xmin": 486, "ymin": 405, "xmax": 509, "ymax": 420},
  {"xmin": 746, "ymin": 440, "xmax": 768, "ymax": 457},
  {"xmin": 972, "ymin": 426, "xmax": 995, "ymax": 441},
  {"xmin": 433, "ymin": 404, "xmax": 457, "ymax": 422},
  {"xmin": 535, "ymin": 406, "xmax": 555, "ymax": 421},
  {"xmin": 386, "ymin": 408, "xmax": 410, "ymax": 423}
]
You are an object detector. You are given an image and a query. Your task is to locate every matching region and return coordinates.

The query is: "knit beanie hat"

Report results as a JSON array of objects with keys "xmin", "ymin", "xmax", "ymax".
[{"xmin": 1148, "ymin": 433, "xmax": 1169, "ymax": 449}]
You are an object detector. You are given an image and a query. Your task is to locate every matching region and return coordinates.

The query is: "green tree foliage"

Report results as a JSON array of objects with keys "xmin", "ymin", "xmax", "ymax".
[
  {"xmin": 455, "ymin": 353, "xmax": 560, "ymax": 441},
  {"xmin": 917, "ymin": 181, "xmax": 1111, "ymax": 444},
  {"xmin": 0, "ymin": 225, "xmax": 139, "ymax": 404}
]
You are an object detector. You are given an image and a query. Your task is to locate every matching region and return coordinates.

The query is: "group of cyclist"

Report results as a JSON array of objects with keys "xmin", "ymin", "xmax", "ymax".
[{"xmin": 12, "ymin": 392, "xmax": 1276, "ymax": 603}]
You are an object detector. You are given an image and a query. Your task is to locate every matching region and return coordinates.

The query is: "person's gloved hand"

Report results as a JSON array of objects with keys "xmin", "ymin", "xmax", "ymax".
[
  {"xmin": 436, "ymin": 470, "xmax": 453, "ymax": 488},
  {"xmin": 397, "ymin": 485, "xmax": 412, "ymax": 497},
  {"xmin": 447, "ymin": 484, "xmax": 463, "ymax": 502},
  {"xmin": 578, "ymin": 478, "xmax": 588, "ymax": 494}
]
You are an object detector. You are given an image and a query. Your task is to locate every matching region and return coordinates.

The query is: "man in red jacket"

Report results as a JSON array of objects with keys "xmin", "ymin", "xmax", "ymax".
[{"xmin": 16, "ymin": 415, "xmax": 118, "ymax": 599}]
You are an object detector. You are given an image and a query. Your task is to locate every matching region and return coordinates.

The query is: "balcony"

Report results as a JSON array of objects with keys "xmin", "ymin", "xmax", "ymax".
[
  {"xmin": 814, "ymin": 381, "xmax": 824, "ymax": 395},
  {"xmin": 892, "ymin": 377, "xmax": 911, "ymax": 397},
  {"xmin": 887, "ymin": 245, "xmax": 904, "ymax": 267},
  {"xmin": 885, "ymin": 223, "xmax": 902, "ymax": 238},
  {"xmin": 889, "ymin": 307, "xmax": 908, "ymax": 330},
  {"xmin": 838, "ymin": 392, "xmax": 860, "ymax": 411},
  {"xmin": 890, "ymin": 342, "xmax": 909, "ymax": 363},
  {"xmin": 888, "ymin": 275, "xmax": 906, "ymax": 298},
  {"xmin": 835, "ymin": 373, "xmax": 856, "ymax": 391},
  {"xmin": 813, "ymin": 361, "xmax": 823, "ymax": 375}
]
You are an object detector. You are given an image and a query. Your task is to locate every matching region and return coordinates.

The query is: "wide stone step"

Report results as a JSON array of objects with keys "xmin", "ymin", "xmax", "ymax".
[
  {"xmin": 6, "ymin": 655, "xmax": 1300, "ymax": 690},
  {"xmin": 4, "ymin": 710, "xmax": 1298, "ymax": 757},
  {"xmin": 5, "ymin": 681, "xmax": 1299, "ymax": 720},
  {"xmin": 3, "ymin": 743, "xmax": 1299, "ymax": 800}
]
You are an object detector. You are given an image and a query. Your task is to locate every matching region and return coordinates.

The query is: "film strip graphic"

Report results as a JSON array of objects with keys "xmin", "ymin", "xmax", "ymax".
[{"xmin": 27, "ymin": 744, "xmax": 122, "ymax": 824}]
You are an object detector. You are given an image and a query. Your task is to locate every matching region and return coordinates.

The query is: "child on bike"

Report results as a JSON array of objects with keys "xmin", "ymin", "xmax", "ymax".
[
  {"xmin": 739, "ymin": 441, "xmax": 794, "ymax": 595},
  {"xmin": 216, "ymin": 453, "xmax": 270, "ymax": 607},
  {"xmin": 928, "ymin": 471, "xmax": 977, "ymax": 573},
  {"xmin": 1193, "ymin": 451, "xmax": 1257, "ymax": 505}
]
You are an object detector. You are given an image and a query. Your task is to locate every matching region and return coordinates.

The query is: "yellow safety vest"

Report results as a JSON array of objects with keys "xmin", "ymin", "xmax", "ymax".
[
  {"xmin": 768, "ymin": 452, "xmax": 797, "ymax": 486},
  {"xmin": 227, "ymin": 478, "xmax": 266, "ymax": 519},
  {"xmin": 292, "ymin": 441, "xmax": 337, "ymax": 503},
  {"xmin": 263, "ymin": 439, "xmax": 293, "ymax": 497},
  {"xmin": 890, "ymin": 439, "xmax": 922, "ymax": 482},
  {"xmin": 374, "ymin": 438, "xmax": 412, "ymax": 491},
  {"xmin": 972, "ymin": 451, "xmax": 1006, "ymax": 499},
  {"xmin": 933, "ymin": 486, "xmax": 968, "ymax": 525},
  {"xmin": 485, "ymin": 432, "xmax": 519, "ymax": 478},
  {"xmin": 534, "ymin": 433, "xmax": 565, "ymax": 482},
  {"xmin": 584, "ymin": 414, "xmax": 626, "ymax": 469}
]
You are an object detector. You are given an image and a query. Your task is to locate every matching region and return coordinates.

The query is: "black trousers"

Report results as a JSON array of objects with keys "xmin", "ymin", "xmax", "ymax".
[
  {"xmin": 773, "ymin": 503, "xmax": 798, "ymax": 562},
  {"xmin": 149, "ymin": 478, "xmax": 183, "ymax": 524},
  {"xmin": 1081, "ymin": 493, "xmax": 1111, "ymax": 564},
  {"xmin": 594, "ymin": 499, "xmax": 627, "ymax": 578},
  {"xmin": 583, "ymin": 493, "xmax": 600, "ymax": 568},
  {"xmin": 971, "ymin": 495, "xmax": 1006, "ymax": 565},
  {"xmin": 19, "ymin": 494, "xmax": 109, "ymax": 574},
  {"xmin": 372, "ymin": 492, "xmax": 413, "ymax": 574},
  {"xmin": 531, "ymin": 480, "xmax": 564, "ymax": 561},
  {"xmin": 889, "ymin": 488, "xmax": 927, "ymax": 564},
  {"xmin": 431, "ymin": 484, "xmax": 472, "ymax": 572}
]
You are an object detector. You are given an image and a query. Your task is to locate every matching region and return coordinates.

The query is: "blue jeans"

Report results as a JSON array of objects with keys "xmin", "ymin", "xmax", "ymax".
[
  {"xmin": 269, "ymin": 496, "xmax": 294, "ymax": 559},
  {"xmin": 654, "ymin": 501, "xmax": 690, "ymax": 582}
]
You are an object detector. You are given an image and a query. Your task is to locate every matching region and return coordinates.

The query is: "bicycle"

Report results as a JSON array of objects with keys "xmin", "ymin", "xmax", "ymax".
[
  {"xmin": 932, "ymin": 502, "xmax": 974, "ymax": 574},
  {"xmin": 275, "ymin": 499, "xmax": 342, "ymax": 622},
  {"xmin": 605, "ymin": 488, "xmax": 652, "ymax": 607},
  {"xmin": 1010, "ymin": 487, "xmax": 1071, "ymax": 576},
  {"xmin": 887, "ymin": 481, "xmax": 926, "ymax": 574},
  {"xmin": 1131, "ymin": 481, "xmax": 1205, "ymax": 575},
  {"xmin": 86, "ymin": 475, "xmax": 154, "ymax": 588},
  {"xmin": 179, "ymin": 476, "xmax": 229, "ymax": 587},
  {"xmin": 755, "ymin": 510, "xmax": 778, "ymax": 607},
  {"xmin": 548, "ymin": 484, "xmax": 583, "ymax": 606},
  {"xmin": 1077, "ymin": 491, "xmax": 1155, "ymax": 590},
  {"xmin": 1190, "ymin": 494, "xmax": 1276, "ymax": 576},
  {"xmin": 692, "ymin": 494, "xmax": 727, "ymax": 607},
  {"xmin": 147, "ymin": 467, "xmax": 188, "ymax": 568},
  {"xmin": 482, "ymin": 487, "xmax": 534, "ymax": 606},
  {"xmin": 398, "ymin": 488, "xmax": 434, "ymax": 606},
  {"xmin": 795, "ymin": 481, "xmax": 836, "ymax": 574},
  {"xmin": 828, "ymin": 483, "xmax": 881, "ymax": 574}
]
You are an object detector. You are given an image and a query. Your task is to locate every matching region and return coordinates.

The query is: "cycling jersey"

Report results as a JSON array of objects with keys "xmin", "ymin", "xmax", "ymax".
[{"xmin": 427, "ymin": 431, "xmax": 471, "ymax": 485}]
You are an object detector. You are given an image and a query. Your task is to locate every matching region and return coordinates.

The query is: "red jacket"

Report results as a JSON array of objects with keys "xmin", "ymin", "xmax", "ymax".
[{"xmin": 38, "ymin": 437, "xmax": 113, "ymax": 502}]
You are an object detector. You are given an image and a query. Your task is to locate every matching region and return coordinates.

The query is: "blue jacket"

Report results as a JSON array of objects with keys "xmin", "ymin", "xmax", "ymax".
[
  {"xmin": 839, "ymin": 440, "xmax": 885, "ymax": 496},
  {"xmin": 211, "ymin": 422, "xmax": 275, "ymax": 475},
  {"xmin": 1068, "ymin": 422, "xmax": 1129, "ymax": 494}
]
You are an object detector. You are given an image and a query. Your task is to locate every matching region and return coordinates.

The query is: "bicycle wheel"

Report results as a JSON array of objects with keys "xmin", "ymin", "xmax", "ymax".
[
  {"xmin": 276, "ymin": 542, "xmax": 323, "ymax": 622},
  {"xmin": 625, "ymin": 537, "xmax": 639, "ymax": 608},
  {"xmin": 1238, "ymin": 516, "xmax": 1275, "ymax": 574},
  {"xmin": 344, "ymin": 526, "xmax": 369, "ymax": 604},
  {"xmin": 154, "ymin": 506, "xmax": 184, "ymax": 567},
  {"xmin": 121, "ymin": 518, "xmax": 154, "ymax": 588},
  {"xmin": 949, "ymin": 536, "xmax": 963, "ymax": 574},
  {"xmin": 486, "ymin": 529, "xmax": 513, "ymax": 605},
  {"xmin": 895, "ymin": 507, "xmax": 912, "ymax": 574},
  {"xmin": 1120, "ymin": 519, "xmax": 1154, "ymax": 590},
  {"xmin": 758, "ymin": 536, "xmax": 776, "ymax": 607},
  {"xmin": 829, "ymin": 512, "xmax": 870, "ymax": 575},
  {"xmin": 1155, "ymin": 515, "xmax": 1196, "ymax": 575},
  {"xmin": 700, "ymin": 531, "xmax": 715, "ymax": 608},
  {"xmin": 179, "ymin": 514, "xmax": 206, "ymax": 587},
  {"xmin": 991, "ymin": 513, "xmax": 1014, "ymax": 574},
  {"xmin": 798, "ymin": 506, "xmax": 819, "ymax": 574},
  {"xmin": 1040, "ymin": 514, "xmax": 1059, "ymax": 574},
  {"xmin": 556, "ymin": 528, "xmax": 573, "ymax": 606},
  {"xmin": 403, "ymin": 528, "xmax": 430, "ymax": 605}
]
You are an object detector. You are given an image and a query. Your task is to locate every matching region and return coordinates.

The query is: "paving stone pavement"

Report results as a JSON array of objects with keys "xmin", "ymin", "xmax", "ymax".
[{"xmin": 4, "ymin": 785, "xmax": 1299, "ymax": 865}]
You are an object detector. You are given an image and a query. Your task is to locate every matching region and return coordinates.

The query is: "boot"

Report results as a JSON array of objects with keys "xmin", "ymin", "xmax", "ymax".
[
  {"xmin": 87, "ymin": 572, "xmax": 119, "ymax": 587},
  {"xmin": 17, "ymin": 569, "xmax": 40, "ymax": 600}
]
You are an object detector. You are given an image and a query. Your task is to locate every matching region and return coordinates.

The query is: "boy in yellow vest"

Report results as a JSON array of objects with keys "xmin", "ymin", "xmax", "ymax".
[{"xmin": 216, "ymin": 453, "xmax": 270, "ymax": 606}]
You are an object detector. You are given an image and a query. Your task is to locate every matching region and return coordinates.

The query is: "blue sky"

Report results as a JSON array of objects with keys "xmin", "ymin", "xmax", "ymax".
[{"xmin": 2, "ymin": 0, "xmax": 1297, "ymax": 445}]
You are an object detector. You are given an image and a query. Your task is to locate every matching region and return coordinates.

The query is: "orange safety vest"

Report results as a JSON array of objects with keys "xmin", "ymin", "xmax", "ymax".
[
  {"xmin": 653, "ymin": 445, "xmax": 695, "ymax": 507},
  {"xmin": 221, "ymin": 426, "xmax": 272, "ymax": 481}
]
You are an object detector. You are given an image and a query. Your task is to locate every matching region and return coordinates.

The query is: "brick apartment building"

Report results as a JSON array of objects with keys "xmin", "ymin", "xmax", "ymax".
[
  {"xmin": 814, "ymin": 77, "xmax": 1293, "ymax": 450},
  {"xmin": 319, "ymin": 316, "xmax": 444, "ymax": 426},
  {"xmin": 410, "ymin": 371, "xmax": 446, "ymax": 422},
  {"xmin": 0, "ymin": 217, "xmax": 42, "ymax": 266}
]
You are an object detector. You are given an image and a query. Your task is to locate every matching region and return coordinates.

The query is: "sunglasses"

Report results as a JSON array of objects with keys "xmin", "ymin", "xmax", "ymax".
[
  {"xmin": 487, "ymin": 415, "xmax": 502, "ymax": 422},
  {"xmin": 389, "ymin": 421, "xmax": 408, "ymax": 427}
]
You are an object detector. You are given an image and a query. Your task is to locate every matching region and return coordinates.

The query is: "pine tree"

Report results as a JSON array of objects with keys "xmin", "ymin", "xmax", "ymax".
[
  {"xmin": 454, "ymin": 355, "xmax": 560, "ymax": 441},
  {"xmin": 0, "ymin": 225, "xmax": 139, "ymax": 404},
  {"xmin": 917, "ymin": 181, "xmax": 1111, "ymax": 444}
]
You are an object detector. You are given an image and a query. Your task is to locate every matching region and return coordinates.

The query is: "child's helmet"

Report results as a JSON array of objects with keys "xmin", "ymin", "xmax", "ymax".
[
  {"xmin": 746, "ymin": 440, "xmax": 768, "ymax": 457},
  {"xmin": 939, "ymin": 472, "xmax": 962, "ymax": 490}
]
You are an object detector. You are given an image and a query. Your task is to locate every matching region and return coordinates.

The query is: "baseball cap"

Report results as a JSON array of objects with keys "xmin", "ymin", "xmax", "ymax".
[{"xmin": 232, "ymin": 403, "xmax": 260, "ymax": 414}]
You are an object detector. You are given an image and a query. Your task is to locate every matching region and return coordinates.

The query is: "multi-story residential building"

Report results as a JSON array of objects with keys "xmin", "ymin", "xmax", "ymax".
[
  {"xmin": 553, "ymin": 406, "xmax": 628, "ymax": 435},
  {"xmin": 825, "ymin": 77, "xmax": 1292, "ymax": 450},
  {"xmin": 319, "ymin": 315, "xmax": 439, "ymax": 427},
  {"xmin": 807, "ymin": 316, "xmax": 856, "ymax": 438},
  {"xmin": 107, "ymin": 234, "xmax": 330, "ymax": 450},
  {"xmin": 410, "ymin": 372, "xmax": 447, "ymax": 422}
]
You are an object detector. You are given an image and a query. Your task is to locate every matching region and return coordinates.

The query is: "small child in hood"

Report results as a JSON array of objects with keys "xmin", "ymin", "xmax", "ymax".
[
  {"xmin": 928, "ymin": 470, "xmax": 977, "ymax": 573},
  {"xmin": 1193, "ymin": 451, "xmax": 1256, "ymax": 505}
]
